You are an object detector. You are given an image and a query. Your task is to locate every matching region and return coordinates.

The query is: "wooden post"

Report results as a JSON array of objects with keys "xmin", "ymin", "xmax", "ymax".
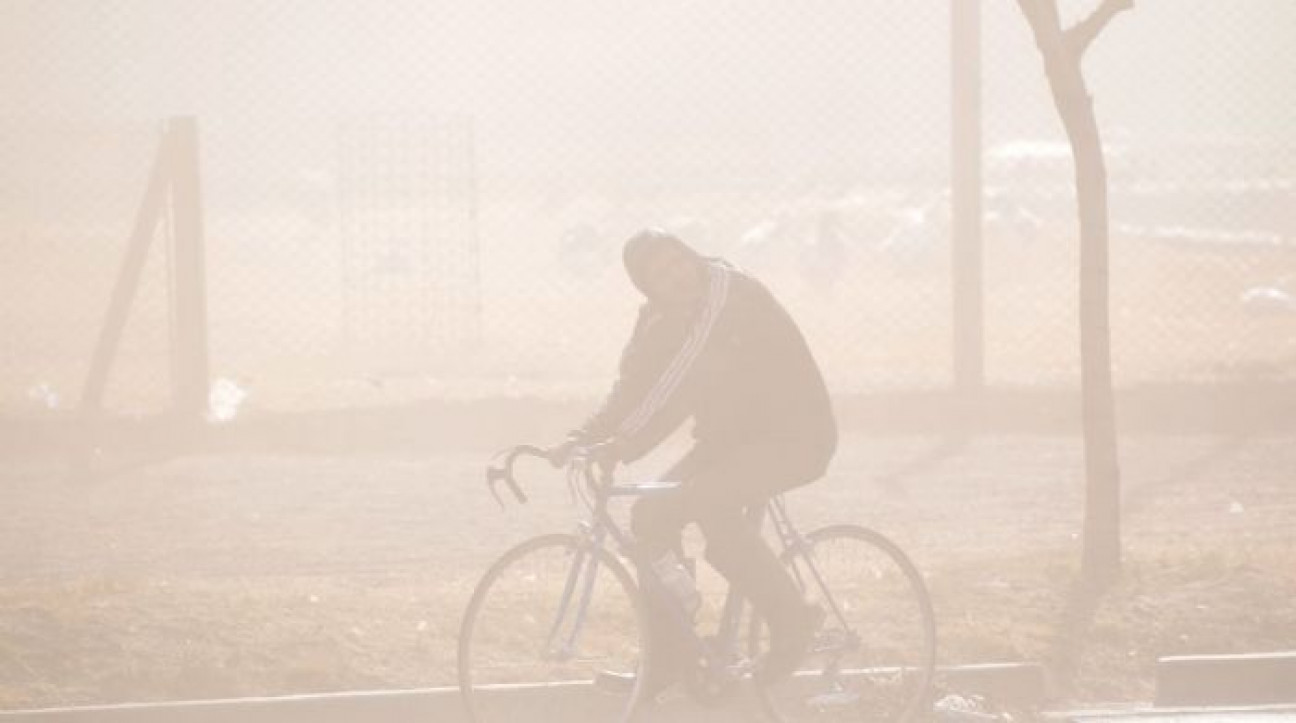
[
  {"xmin": 79, "ymin": 126, "xmax": 171, "ymax": 415},
  {"xmin": 952, "ymin": 0, "xmax": 985, "ymax": 396},
  {"xmin": 465, "ymin": 116, "xmax": 484, "ymax": 349},
  {"xmin": 167, "ymin": 116, "xmax": 211, "ymax": 425}
]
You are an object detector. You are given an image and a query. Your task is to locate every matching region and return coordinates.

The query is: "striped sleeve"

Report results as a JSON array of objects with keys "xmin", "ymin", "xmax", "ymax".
[{"xmin": 611, "ymin": 264, "xmax": 731, "ymax": 455}]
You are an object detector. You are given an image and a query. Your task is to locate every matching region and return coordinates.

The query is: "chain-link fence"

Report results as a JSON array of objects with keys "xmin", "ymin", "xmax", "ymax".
[
  {"xmin": 2, "ymin": 0, "xmax": 1293, "ymax": 418},
  {"xmin": 980, "ymin": 0, "xmax": 1296, "ymax": 387}
]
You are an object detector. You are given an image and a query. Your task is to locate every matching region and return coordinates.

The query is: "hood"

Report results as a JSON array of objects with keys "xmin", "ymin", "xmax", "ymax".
[{"xmin": 622, "ymin": 228, "xmax": 702, "ymax": 298}]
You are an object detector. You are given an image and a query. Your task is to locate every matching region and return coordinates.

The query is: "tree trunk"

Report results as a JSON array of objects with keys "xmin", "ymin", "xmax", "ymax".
[{"xmin": 1043, "ymin": 51, "xmax": 1123, "ymax": 586}]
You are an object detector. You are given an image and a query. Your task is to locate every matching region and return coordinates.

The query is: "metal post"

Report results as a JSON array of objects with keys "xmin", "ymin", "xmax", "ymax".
[
  {"xmin": 465, "ymin": 116, "xmax": 483, "ymax": 349},
  {"xmin": 167, "ymin": 116, "xmax": 210, "ymax": 424},
  {"xmin": 952, "ymin": 0, "xmax": 984, "ymax": 394}
]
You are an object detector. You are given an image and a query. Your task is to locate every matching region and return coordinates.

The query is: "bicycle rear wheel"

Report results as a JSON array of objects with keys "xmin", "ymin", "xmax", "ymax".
[
  {"xmin": 756, "ymin": 525, "xmax": 936, "ymax": 723},
  {"xmin": 458, "ymin": 533, "xmax": 648, "ymax": 723}
]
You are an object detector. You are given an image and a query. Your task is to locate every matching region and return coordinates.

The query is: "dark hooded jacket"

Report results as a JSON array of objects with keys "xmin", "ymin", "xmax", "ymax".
[{"xmin": 576, "ymin": 255, "xmax": 837, "ymax": 474}]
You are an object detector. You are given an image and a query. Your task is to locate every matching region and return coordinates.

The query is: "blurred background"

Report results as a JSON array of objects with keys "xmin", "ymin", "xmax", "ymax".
[
  {"xmin": 3, "ymin": 2, "xmax": 1296, "ymax": 712},
  {"xmin": 1, "ymin": 0, "xmax": 1293, "ymax": 420}
]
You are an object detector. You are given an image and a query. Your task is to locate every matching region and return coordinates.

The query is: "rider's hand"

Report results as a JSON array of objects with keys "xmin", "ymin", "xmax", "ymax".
[
  {"xmin": 585, "ymin": 440, "xmax": 621, "ymax": 469},
  {"xmin": 547, "ymin": 437, "xmax": 581, "ymax": 467},
  {"xmin": 550, "ymin": 437, "xmax": 620, "ymax": 469}
]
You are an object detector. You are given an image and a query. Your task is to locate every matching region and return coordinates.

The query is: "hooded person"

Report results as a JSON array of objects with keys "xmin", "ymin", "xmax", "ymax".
[
  {"xmin": 566, "ymin": 227, "xmax": 838, "ymax": 694},
  {"xmin": 620, "ymin": 227, "xmax": 705, "ymax": 302}
]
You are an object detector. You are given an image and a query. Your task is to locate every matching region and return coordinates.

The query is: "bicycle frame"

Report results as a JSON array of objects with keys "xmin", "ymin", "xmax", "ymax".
[
  {"xmin": 490, "ymin": 446, "xmax": 858, "ymax": 691},
  {"xmin": 467, "ymin": 444, "xmax": 937, "ymax": 723},
  {"xmin": 765, "ymin": 496, "xmax": 861, "ymax": 662}
]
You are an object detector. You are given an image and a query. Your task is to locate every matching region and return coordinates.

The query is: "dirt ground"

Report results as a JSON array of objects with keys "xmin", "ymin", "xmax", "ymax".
[{"xmin": 1, "ymin": 427, "xmax": 1294, "ymax": 714}]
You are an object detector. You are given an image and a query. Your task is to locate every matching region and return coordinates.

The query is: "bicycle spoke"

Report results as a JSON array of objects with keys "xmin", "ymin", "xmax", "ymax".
[
  {"xmin": 459, "ymin": 535, "xmax": 645, "ymax": 723},
  {"xmin": 754, "ymin": 526, "xmax": 936, "ymax": 723}
]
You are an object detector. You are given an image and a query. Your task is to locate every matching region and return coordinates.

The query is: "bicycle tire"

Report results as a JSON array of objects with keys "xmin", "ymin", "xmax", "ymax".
[
  {"xmin": 754, "ymin": 525, "xmax": 937, "ymax": 723},
  {"xmin": 458, "ymin": 533, "xmax": 649, "ymax": 723}
]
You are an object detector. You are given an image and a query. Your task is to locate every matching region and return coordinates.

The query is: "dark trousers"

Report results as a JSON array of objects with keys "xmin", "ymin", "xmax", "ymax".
[{"xmin": 630, "ymin": 440, "xmax": 829, "ymax": 674}]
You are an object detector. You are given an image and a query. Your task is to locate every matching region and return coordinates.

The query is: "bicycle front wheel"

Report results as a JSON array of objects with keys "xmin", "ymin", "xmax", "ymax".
[
  {"xmin": 756, "ymin": 525, "xmax": 936, "ymax": 723},
  {"xmin": 458, "ymin": 533, "xmax": 648, "ymax": 723}
]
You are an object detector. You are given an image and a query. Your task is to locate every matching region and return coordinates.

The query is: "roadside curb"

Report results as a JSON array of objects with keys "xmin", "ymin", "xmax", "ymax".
[
  {"xmin": 0, "ymin": 663, "xmax": 1049, "ymax": 722},
  {"xmin": 1046, "ymin": 704, "xmax": 1296, "ymax": 721},
  {"xmin": 16, "ymin": 659, "xmax": 1295, "ymax": 723},
  {"xmin": 1155, "ymin": 652, "xmax": 1296, "ymax": 707},
  {"xmin": 937, "ymin": 662, "xmax": 1049, "ymax": 706},
  {"xmin": 0, "ymin": 688, "xmax": 445, "ymax": 723}
]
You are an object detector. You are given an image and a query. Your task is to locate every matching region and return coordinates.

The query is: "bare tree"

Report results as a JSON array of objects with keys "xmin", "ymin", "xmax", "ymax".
[{"xmin": 1015, "ymin": 0, "xmax": 1133, "ymax": 585}]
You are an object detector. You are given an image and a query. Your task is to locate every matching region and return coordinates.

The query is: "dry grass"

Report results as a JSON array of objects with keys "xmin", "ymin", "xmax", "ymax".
[{"xmin": 1, "ymin": 431, "xmax": 1294, "ymax": 713}]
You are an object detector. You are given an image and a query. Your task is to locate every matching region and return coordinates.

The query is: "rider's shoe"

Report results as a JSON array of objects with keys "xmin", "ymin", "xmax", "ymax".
[{"xmin": 754, "ymin": 603, "xmax": 825, "ymax": 687}]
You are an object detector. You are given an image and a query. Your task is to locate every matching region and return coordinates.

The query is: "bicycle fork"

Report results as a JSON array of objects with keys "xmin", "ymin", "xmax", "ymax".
[{"xmin": 541, "ymin": 531, "xmax": 605, "ymax": 661}]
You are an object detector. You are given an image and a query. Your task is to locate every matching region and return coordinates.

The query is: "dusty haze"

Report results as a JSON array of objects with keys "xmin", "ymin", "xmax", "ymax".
[{"xmin": 1, "ymin": 0, "xmax": 1294, "ymax": 718}]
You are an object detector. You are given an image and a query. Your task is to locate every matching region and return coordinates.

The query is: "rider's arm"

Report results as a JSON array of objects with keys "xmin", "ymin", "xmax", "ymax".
[
  {"xmin": 572, "ymin": 264, "xmax": 731, "ymax": 464},
  {"xmin": 569, "ymin": 305, "xmax": 690, "ymax": 461}
]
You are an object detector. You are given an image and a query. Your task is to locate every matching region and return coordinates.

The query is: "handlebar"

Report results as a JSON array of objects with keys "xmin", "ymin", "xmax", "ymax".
[
  {"xmin": 484, "ymin": 442, "xmax": 616, "ymax": 510},
  {"xmin": 485, "ymin": 444, "xmax": 560, "ymax": 507}
]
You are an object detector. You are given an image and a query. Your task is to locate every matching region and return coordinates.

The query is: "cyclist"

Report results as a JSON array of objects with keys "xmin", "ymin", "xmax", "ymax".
[{"xmin": 560, "ymin": 227, "xmax": 838, "ymax": 696}]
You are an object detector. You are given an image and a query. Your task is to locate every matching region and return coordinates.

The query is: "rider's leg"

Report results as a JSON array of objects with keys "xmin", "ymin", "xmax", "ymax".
[
  {"xmin": 695, "ymin": 498, "xmax": 818, "ymax": 684},
  {"xmin": 684, "ymin": 443, "xmax": 829, "ymax": 685},
  {"xmin": 624, "ymin": 487, "xmax": 696, "ymax": 697}
]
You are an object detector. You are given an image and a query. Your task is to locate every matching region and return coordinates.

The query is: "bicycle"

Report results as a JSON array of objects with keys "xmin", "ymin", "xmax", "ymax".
[{"xmin": 457, "ymin": 444, "xmax": 937, "ymax": 723}]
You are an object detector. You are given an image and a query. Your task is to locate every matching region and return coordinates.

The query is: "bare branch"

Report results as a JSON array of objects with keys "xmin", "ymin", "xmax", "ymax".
[
  {"xmin": 1015, "ymin": 0, "xmax": 1065, "ymax": 60},
  {"xmin": 1065, "ymin": 0, "xmax": 1135, "ymax": 59},
  {"xmin": 1015, "ymin": 0, "xmax": 1061, "ymax": 38}
]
